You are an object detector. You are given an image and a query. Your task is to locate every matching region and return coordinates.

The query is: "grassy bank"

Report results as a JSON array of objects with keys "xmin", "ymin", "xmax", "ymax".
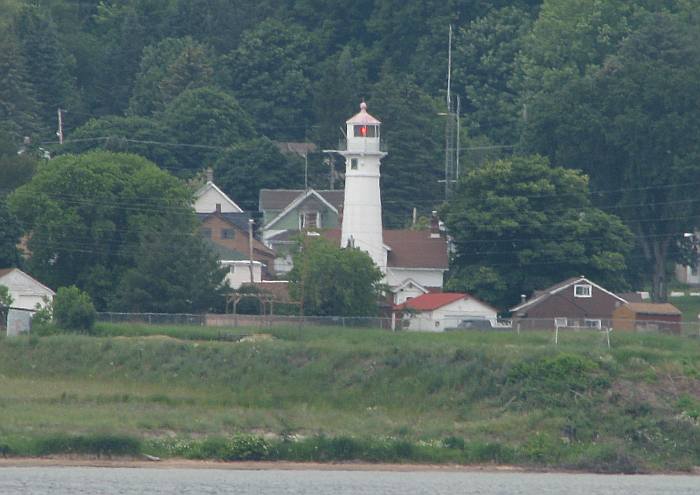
[{"xmin": 0, "ymin": 324, "xmax": 698, "ymax": 473}]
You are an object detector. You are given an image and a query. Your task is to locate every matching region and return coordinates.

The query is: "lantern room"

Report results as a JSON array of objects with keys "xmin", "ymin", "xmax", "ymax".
[{"xmin": 345, "ymin": 101, "xmax": 382, "ymax": 153}]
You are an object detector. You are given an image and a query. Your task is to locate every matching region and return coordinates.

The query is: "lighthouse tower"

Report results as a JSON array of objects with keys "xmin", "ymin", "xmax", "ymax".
[{"xmin": 340, "ymin": 101, "xmax": 388, "ymax": 272}]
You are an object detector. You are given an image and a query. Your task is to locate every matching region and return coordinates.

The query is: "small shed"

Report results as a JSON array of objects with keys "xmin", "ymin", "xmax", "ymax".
[{"xmin": 612, "ymin": 303, "xmax": 682, "ymax": 334}]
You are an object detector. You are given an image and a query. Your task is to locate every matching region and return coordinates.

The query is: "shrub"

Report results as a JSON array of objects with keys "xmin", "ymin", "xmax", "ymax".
[
  {"xmin": 34, "ymin": 434, "xmax": 141, "ymax": 457},
  {"xmin": 53, "ymin": 286, "xmax": 96, "ymax": 333}
]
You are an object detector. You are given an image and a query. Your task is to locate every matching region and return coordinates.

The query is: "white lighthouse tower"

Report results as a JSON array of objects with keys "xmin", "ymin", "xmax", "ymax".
[{"xmin": 339, "ymin": 101, "xmax": 387, "ymax": 272}]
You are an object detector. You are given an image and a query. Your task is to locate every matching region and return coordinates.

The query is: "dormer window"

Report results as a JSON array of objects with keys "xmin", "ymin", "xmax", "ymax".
[
  {"xmin": 574, "ymin": 284, "xmax": 592, "ymax": 298},
  {"xmin": 300, "ymin": 212, "xmax": 320, "ymax": 230}
]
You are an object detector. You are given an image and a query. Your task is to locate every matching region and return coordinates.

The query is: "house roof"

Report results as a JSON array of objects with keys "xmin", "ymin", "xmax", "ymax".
[
  {"xmin": 0, "ymin": 268, "xmax": 55, "ymax": 296},
  {"xmin": 384, "ymin": 230, "xmax": 448, "ymax": 269},
  {"xmin": 320, "ymin": 229, "xmax": 448, "ymax": 270},
  {"xmin": 259, "ymin": 189, "xmax": 344, "ymax": 212},
  {"xmin": 346, "ymin": 101, "xmax": 381, "ymax": 125},
  {"xmin": 510, "ymin": 276, "xmax": 628, "ymax": 313},
  {"xmin": 193, "ymin": 181, "xmax": 243, "ymax": 213},
  {"xmin": 264, "ymin": 189, "xmax": 340, "ymax": 230},
  {"xmin": 396, "ymin": 292, "xmax": 467, "ymax": 311},
  {"xmin": 622, "ymin": 303, "xmax": 681, "ymax": 316},
  {"xmin": 203, "ymin": 239, "xmax": 247, "ymax": 261},
  {"xmin": 197, "ymin": 211, "xmax": 252, "ymax": 231}
]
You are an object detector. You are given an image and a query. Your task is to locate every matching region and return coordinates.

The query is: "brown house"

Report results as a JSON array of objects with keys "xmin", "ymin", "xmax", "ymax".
[
  {"xmin": 612, "ymin": 303, "xmax": 682, "ymax": 334},
  {"xmin": 510, "ymin": 276, "xmax": 629, "ymax": 330},
  {"xmin": 197, "ymin": 207, "xmax": 276, "ymax": 273}
]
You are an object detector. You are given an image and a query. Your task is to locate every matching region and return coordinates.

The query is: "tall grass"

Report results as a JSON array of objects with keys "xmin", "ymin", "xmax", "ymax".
[{"xmin": 0, "ymin": 326, "xmax": 698, "ymax": 471}]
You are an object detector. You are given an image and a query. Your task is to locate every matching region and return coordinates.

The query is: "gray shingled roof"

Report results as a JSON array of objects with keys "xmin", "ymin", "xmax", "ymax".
[{"xmin": 259, "ymin": 189, "xmax": 344, "ymax": 211}]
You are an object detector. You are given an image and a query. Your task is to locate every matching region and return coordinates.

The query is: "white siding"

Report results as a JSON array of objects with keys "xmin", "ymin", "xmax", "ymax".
[
  {"xmin": 0, "ymin": 270, "xmax": 54, "ymax": 311},
  {"xmin": 387, "ymin": 268, "xmax": 445, "ymax": 290},
  {"xmin": 404, "ymin": 298, "xmax": 497, "ymax": 332},
  {"xmin": 194, "ymin": 183, "xmax": 243, "ymax": 213},
  {"xmin": 221, "ymin": 261, "xmax": 262, "ymax": 289}
]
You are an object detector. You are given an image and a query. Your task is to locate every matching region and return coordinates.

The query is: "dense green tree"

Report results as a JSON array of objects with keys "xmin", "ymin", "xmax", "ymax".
[
  {"xmin": 369, "ymin": 74, "xmax": 443, "ymax": 227},
  {"xmin": 162, "ymin": 87, "xmax": 256, "ymax": 172},
  {"xmin": 170, "ymin": 0, "xmax": 269, "ymax": 52},
  {"xmin": 62, "ymin": 116, "xmax": 181, "ymax": 172},
  {"xmin": 0, "ymin": 132, "xmax": 38, "ymax": 195},
  {"xmin": 15, "ymin": 5, "xmax": 81, "ymax": 132},
  {"xmin": 226, "ymin": 19, "xmax": 313, "ymax": 140},
  {"xmin": 453, "ymin": 6, "xmax": 534, "ymax": 144},
  {"xmin": 214, "ymin": 137, "xmax": 304, "ymax": 211},
  {"xmin": 128, "ymin": 37, "xmax": 217, "ymax": 116},
  {"xmin": 289, "ymin": 236, "xmax": 383, "ymax": 317},
  {"xmin": 7, "ymin": 151, "xmax": 193, "ymax": 309},
  {"xmin": 522, "ymin": 11, "xmax": 700, "ymax": 301},
  {"xmin": 312, "ymin": 46, "xmax": 368, "ymax": 149},
  {"xmin": 52, "ymin": 285, "xmax": 96, "ymax": 333},
  {"xmin": 0, "ymin": 31, "xmax": 42, "ymax": 142},
  {"xmin": 87, "ymin": 1, "xmax": 175, "ymax": 115},
  {"xmin": 442, "ymin": 155, "xmax": 633, "ymax": 309},
  {"xmin": 0, "ymin": 199, "xmax": 22, "ymax": 268},
  {"xmin": 113, "ymin": 211, "xmax": 226, "ymax": 313}
]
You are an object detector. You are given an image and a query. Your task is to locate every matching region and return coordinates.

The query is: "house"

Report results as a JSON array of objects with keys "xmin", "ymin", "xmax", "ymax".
[
  {"xmin": 0, "ymin": 268, "xmax": 54, "ymax": 311},
  {"xmin": 259, "ymin": 188, "xmax": 344, "ymax": 273},
  {"xmin": 612, "ymin": 303, "xmax": 682, "ymax": 334},
  {"xmin": 194, "ymin": 178, "xmax": 243, "ymax": 214},
  {"xmin": 197, "ymin": 206, "xmax": 276, "ymax": 281},
  {"xmin": 194, "ymin": 178, "xmax": 276, "ymax": 277},
  {"xmin": 319, "ymin": 223, "xmax": 449, "ymax": 305},
  {"xmin": 394, "ymin": 292, "xmax": 498, "ymax": 332},
  {"xmin": 510, "ymin": 276, "xmax": 629, "ymax": 329}
]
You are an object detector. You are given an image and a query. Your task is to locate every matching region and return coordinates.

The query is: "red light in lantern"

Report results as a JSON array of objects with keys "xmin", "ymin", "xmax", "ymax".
[{"xmin": 360, "ymin": 126, "xmax": 367, "ymax": 136}]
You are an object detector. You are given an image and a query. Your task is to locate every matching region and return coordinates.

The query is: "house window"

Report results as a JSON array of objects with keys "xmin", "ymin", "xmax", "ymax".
[
  {"xmin": 221, "ymin": 228, "xmax": 235, "ymax": 240},
  {"xmin": 351, "ymin": 158, "xmax": 358, "ymax": 170},
  {"xmin": 200, "ymin": 228, "xmax": 212, "ymax": 239},
  {"xmin": 584, "ymin": 319, "xmax": 602, "ymax": 329},
  {"xmin": 300, "ymin": 212, "xmax": 319, "ymax": 230},
  {"xmin": 574, "ymin": 284, "xmax": 592, "ymax": 298}
]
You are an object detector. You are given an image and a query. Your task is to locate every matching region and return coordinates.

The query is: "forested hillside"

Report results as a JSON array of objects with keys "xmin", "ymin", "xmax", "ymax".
[{"xmin": 2, "ymin": 0, "xmax": 700, "ymax": 305}]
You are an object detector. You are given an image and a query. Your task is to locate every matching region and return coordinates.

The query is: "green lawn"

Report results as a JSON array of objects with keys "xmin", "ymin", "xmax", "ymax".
[{"xmin": 0, "ymin": 324, "xmax": 698, "ymax": 472}]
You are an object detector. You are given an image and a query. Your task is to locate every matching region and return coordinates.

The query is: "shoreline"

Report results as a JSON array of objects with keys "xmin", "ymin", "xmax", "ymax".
[{"xmin": 0, "ymin": 457, "xmax": 697, "ymax": 475}]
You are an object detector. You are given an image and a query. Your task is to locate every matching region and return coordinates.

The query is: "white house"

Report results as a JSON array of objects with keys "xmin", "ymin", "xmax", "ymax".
[
  {"xmin": 0, "ymin": 268, "xmax": 55, "ymax": 311},
  {"xmin": 193, "ymin": 179, "xmax": 243, "ymax": 214},
  {"xmin": 221, "ymin": 260, "xmax": 262, "ymax": 289},
  {"xmin": 395, "ymin": 292, "xmax": 498, "ymax": 332}
]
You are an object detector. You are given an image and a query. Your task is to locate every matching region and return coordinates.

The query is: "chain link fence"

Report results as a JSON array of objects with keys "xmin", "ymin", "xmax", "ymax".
[{"xmin": 92, "ymin": 312, "xmax": 700, "ymax": 338}]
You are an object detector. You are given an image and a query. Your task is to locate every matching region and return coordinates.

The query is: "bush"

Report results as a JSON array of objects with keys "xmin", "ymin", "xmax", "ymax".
[
  {"xmin": 34, "ymin": 434, "xmax": 141, "ymax": 457},
  {"xmin": 53, "ymin": 286, "xmax": 96, "ymax": 333}
]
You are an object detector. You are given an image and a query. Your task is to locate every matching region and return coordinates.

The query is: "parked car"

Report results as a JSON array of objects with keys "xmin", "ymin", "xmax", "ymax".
[{"xmin": 446, "ymin": 318, "xmax": 512, "ymax": 331}]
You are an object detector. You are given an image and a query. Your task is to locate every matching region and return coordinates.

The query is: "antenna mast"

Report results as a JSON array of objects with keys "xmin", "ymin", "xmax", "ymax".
[{"xmin": 444, "ymin": 26, "xmax": 459, "ymax": 199}]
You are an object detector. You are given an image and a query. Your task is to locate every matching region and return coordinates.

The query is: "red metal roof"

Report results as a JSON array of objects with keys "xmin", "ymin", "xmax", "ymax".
[{"xmin": 398, "ymin": 292, "xmax": 467, "ymax": 311}]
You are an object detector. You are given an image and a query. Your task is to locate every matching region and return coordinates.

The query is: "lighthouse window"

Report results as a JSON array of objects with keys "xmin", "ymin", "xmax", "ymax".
[
  {"xmin": 351, "ymin": 158, "xmax": 358, "ymax": 169},
  {"xmin": 353, "ymin": 125, "xmax": 378, "ymax": 137}
]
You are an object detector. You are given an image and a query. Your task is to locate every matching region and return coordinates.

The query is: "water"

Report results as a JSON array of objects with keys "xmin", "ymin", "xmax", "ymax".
[{"xmin": 0, "ymin": 467, "xmax": 697, "ymax": 494}]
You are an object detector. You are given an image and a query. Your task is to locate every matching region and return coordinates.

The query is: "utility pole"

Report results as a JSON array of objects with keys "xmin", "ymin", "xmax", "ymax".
[
  {"xmin": 56, "ymin": 108, "xmax": 64, "ymax": 145},
  {"xmin": 248, "ymin": 218, "xmax": 255, "ymax": 284}
]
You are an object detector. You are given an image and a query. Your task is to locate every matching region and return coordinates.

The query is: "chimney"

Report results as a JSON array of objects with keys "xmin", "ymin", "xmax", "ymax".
[
  {"xmin": 206, "ymin": 167, "xmax": 214, "ymax": 183},
  {"xmin": 521, "ymin": 294, "xmax": 527, "ymax": 304},
  {"xmin": 215, "ymin": 203, "xmax": 221, "ymax": 213},
  {"xmin": 430, "ymin": 211, "xmax": 440, "ymax": 238}
]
